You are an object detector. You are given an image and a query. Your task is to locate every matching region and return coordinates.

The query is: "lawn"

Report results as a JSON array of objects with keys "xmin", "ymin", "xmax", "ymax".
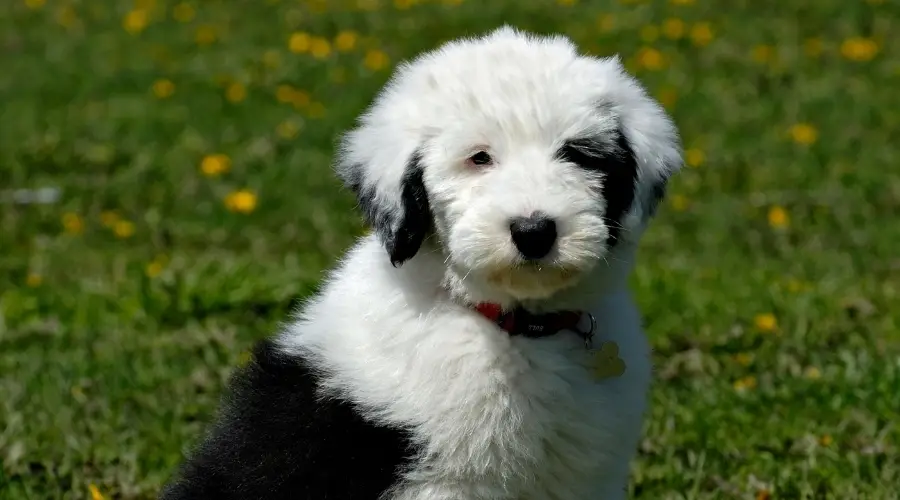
[{"xmin": 1, "ymin": 0, "xmax": 898, "ymax": 498}]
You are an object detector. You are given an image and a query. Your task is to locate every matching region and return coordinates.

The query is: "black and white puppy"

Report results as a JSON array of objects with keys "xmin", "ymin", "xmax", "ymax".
[{"xmin": 162, "ymin": 26, "xmax": 682, "ymax": 500}]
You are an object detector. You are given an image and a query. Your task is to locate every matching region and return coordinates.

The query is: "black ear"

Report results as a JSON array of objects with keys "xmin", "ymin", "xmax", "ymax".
[{"xmin": 342, "ymin": 150, "xmax": 431, "ymax": 267}]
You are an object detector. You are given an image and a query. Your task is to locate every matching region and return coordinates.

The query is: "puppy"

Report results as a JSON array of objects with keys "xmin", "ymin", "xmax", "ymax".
[{"xmin": 161, "ymin": 26, "xmax": 682, "ymax": 500}]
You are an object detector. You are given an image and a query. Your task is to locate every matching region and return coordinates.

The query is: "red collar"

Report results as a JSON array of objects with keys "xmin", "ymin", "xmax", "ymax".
[{"xmin": 474, "ymin": 302, "xmax": 595, "ymax": 347}]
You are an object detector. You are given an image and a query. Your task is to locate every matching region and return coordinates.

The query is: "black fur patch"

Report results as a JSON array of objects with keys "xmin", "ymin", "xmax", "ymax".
[
  {"xmin": 555, "ymin": 131, "xmax": 639, "ymax": 245},
  {"xmin": 342, "ymin": 151, "xmax": 431, "ymax": 267},
  {"xmin": 160, "ymin": 339, "xmax": 417, "ymax": 500}
]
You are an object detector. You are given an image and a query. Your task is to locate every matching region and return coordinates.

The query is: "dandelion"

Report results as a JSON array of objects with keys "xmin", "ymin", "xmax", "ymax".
[
  {"xmin": 200, "ymin": 154, "xmax": 230, "ymax": 177},
  {"xmin": 636, "ymin": 47, "xmax": 665, "ymax": 71},
  {"xmin": 685, "ymin": 148, "xmax": 705, "ymax": 168},
  {"xmin": 789, "ymin": 123, "xmax": 818, "ymax": 145},
  {"xmin": 195, "ymin": 25, "xmax": 217, "ymax": 45},
  {"xmin": 670, "ymin": 194, "xmax": 689, "ymax": 212},
  {"xmin": 152, "ymin": 78, "xmax": 175, "ymax": 99},
  {"xmin": 262, "ymin": 50, "xmax": 281, "ymax": 68},
  {"xmin": 307, "ymin": 102, "xmax": 326, "ymax": 119},
  {"xmin": 225, "ymin": 82, "xmax": 247, "ymax": 103},
  {"xmin": 89, "ymin": 484, "xmax": 106, "ymax": 500},
  {"xmin": 768, "ymin": 205, "xmax": 789, "ymax": 229},
  {"xmin": 597, "ymin": 14, "xmax": 615, "ymax": 33},
  {"xmin": 289, "ymin": 32, "xmax": 311, "ymax": 53},
  {"xmin": 310, "ymin": 37, "xmax": 332, "ymax": 59},
  {"xmin": 145, "ymin": 259, "xmax": 164, "ymax": 278},
  {"xmin": 656, "ymin": 86, "xmax": 678, "ymax": 108},
  {"xmin": 803, "ymin": 38, "xmax": 823, "ymax": 58},
  {"xmin": 820, "ymin": 434, "xmax": 833, "ymax": 446},
  {"xmin": 62, "ymin": 212, "xmax": 84, "ymax": 234},
  {"xmin": 662, "ymin": 18, "xmax": 685, "ymax": 40},
  {"xmin": 26, "ymin": 273, "xmax": 43, "ymax": 287},
  {"xmin": 751, "ymin": 44, "xmax": 775, "ymax": 64},
  {"xmin": 100, "ymin": 211, "xmax": 119, "ymax": 227},
  {"xmin": 733, "ymin": 376, "xmax": 757, "ymax": 392},
  {"xmin": 25, "ymin": 0, "xmax": 45, "ymax": 9},
  {"xmin": 172, "ymin": 2, "xmax": 195, "ymax": 23},
  {"xmin": 689, "ymin": 22, "xmax": 713, "ymax": 47},
  {"xmin": 122, "ymin": 9, "xmax": 148, "ymax": 34},
  {"xmin": 276, "ymin": 120, "xmax": 300, "ymax": 139},
  {"xmin": 113, "ymin": 220, "xmax": 135, "ymax": 239},
  {"xmin": 840, "ymin": 37, "xmax": 878, "ymax": 62},
  {"xmin": 734, "ymin": 352, "xmax": 754, "ymax": 366},
  {"xmin": 225, "ymin": 190, "xmax": 258, "ymax": 213},
  {"xmin": 57, "ymin": 5, "xmax": 78, "ymax": 28},
  {"xmin": 335, "ymin": 30, "xmax": 358, "ymax": 52},
  {"xmin": 753, "ymin": 313, "xmax": 777, "ymax": 333},
  {"xmin": 804, "ymin": 366, "xmax": 822, "ymax": 380},
  {"xmin": 640, "ymin": 25, "xmax": 659, "ymax": 43},
  {"xmin": 364, "ymin": 49, "xmax": 390, "ymax": 71}
]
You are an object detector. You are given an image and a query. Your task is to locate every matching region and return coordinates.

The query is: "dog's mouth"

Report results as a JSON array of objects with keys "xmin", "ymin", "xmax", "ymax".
[{"xmin": 485, "ymin": 263, "xmax": 582, "ymax": 299}]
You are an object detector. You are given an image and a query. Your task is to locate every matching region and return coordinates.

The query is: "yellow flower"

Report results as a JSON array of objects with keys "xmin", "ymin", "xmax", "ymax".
[
  {"xmin": 152, "ymin": 78, "xmax": 175, "ymax": 99},
  {"xmin": 689, "ymin": 22, "xmax": 713, "ymax": 47},
  {"xmin": 310, "ymin": 37, "xmax": 332, "ymax": 59},
  {"xmin": 335, "ymin": 30, "xmax": 358, "ymax": 52},
  {"xmin": 840, "ymin": 37, "xmax": 878, "ymax": 62},
  {"xmin": 636, "ymin": 47, "xmax": 665, "ymax": 70},
  {"xmin": 364, "ymin": 49, "xmax": 390, "ymax": 71},
  {"xmin": 768, "ymin": 205, "xmax": 789, "ymax": 228},
  {"xmin": 734, "ymin": 352, "xmax": 754, "ymax": 366},
  {"xmin": 656, "ymin": 86, "xmax": 677, "ymax": 109},
  {"xmin": 685, "ymin": 148, "xmax": 705, "ymax": 168},
  {"xmin": 819, "ymin": 434, "xmax": 833, "ymax": 446},
  {"xmin": 25, "ymin": 0, "xmax": 46, "ymax": 9},
  {"xmin": 100, "ymin": 211, "xmax": 120, "ymax": 228},
  {"xmin": 289, "ymin": 32, "xmax": 311, "ymax": 53},
  {"xmin": 670, "ymin": 194, "xmax": 688, "ymax": 212},
  {"xmin": 195, "ymin": 25, "xmax": 217, "ymax": 45},
  {"xmin": 113, "ymin": 220, "xmax": 135, "ymax": 239},
  {"xmin": 753, "ymin": 313, "xmax": 777, "ymax": 333},
  {"xmin": 122, "ymin": 9, "xmax": 148, "ymax": 35},
  {"xmin": 26, "ymin": 273, "xmax": 43, "ymax": 287},
  {"xmin": 145, "ymin": 260, "xmax": 164, "ymax": 278},
  {"xmin": 89, "ymin": 484, "xmax": 106, "ymax": 500},
  {"xmin": 733, "ymin": 376, "xmax": 757, "ymax": 391},
  {"xmin": 225, "ymin": 82, "xmax": 247, "ymax": 103},
  {"xmin": 804, "ymin": 366, "xmax": 822, "ymax": 380},
  {"xmin": 356, "ymin": 0, "xmax": 380, "ymax": 10},
  {"xmin": 262, "ymin": 50, "xmax": 281, "ymax": 68},
  {"xmin": 640, "ymin": 25, "xmax": 659, "ymax": 43},
  {"xmin": 751, "ymin": 44, "xmax": 775, "ymax": 64},
  {"xmin": 597, "ymin": 14, "xmax": 615, "ymax": 33},
  {"xmin": 662, "ymin": 18, "xmax": 685, "ymax": 40},
  {"xmin": 804, "ymin": 38, "xmax": 823, "ymax": 58},
  {"xmin": 225, "ymin": 190, "xmax": 258, "ymax": 213},
  {"xmin": 172, "ymin": 2, "xmax": 195, "ymax": 23},
  {"xmin": 276, "ymin": 120, "xmax": 300, "ymax": 139},
  {"xmin": 393, "ymin": 0, "xmax": 415, "ymax": 9},
  {"xmin": 57, "ymin": 5, "xmax": 78, "ymax": 28},
  {"xmin": 307, "ymin": 102, "xmax": 326, "ymax": 119},
  {"xmin": 789, "ymin": 123, "xmax": 818, "ymax": 145},
  {"xmin": 200, "ymin": 154, "xmax": 231, "ymax": 177},
  {"xmin": 62, "ymin": 212, "xmax": 84, "ymax": 234}
]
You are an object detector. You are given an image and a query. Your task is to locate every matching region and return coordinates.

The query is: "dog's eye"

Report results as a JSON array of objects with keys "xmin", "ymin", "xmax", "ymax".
[{"xmin": 468, "ymin": 151, "xmax": 493, "ymax": 166}]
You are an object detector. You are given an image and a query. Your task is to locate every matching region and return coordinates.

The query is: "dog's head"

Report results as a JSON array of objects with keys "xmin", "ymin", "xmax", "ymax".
[{"xmin": 338, "ymin": 27, "xmax": 682, "ymax": 302}]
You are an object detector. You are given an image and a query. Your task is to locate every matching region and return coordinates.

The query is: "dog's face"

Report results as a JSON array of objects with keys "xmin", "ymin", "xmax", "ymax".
[{"xmin": 339, "ymin": 27, "xmax": 682, "ymax": 301}]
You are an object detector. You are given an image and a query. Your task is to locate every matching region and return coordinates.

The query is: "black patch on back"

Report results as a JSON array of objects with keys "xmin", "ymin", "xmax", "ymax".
[
  {"xmin": 555, "ymin": 131, "xmax": 639, "ymax": 245},
  {"xmin": 342, "ymin": 150, "xmax": 431, "ymax": 267},
  {"xmin": 161, "ymin": 339, "xmax": 417, "ymax": 500}
]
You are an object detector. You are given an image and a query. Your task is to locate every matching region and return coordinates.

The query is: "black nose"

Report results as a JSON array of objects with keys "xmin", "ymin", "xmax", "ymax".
[{"xmin": 509, "ymin": 212, "xmax": 557, "ymax": 260}]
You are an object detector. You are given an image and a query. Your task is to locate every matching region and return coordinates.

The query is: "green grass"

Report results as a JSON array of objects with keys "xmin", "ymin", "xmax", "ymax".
[{"xmin": 1, "ymin": 0, "xmax": 898, "ymax": 498}]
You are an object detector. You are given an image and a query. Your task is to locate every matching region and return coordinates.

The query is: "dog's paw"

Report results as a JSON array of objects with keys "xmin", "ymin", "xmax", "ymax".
[{"xmin": 591, "ymin": 341, "xmax": 626, "ymax": 381}]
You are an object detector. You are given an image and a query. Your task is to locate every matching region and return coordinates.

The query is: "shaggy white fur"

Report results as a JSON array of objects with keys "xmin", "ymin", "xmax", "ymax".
[{"xmin": 279, "ymin": 26, "xmax": 682, "ymax": 499}]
